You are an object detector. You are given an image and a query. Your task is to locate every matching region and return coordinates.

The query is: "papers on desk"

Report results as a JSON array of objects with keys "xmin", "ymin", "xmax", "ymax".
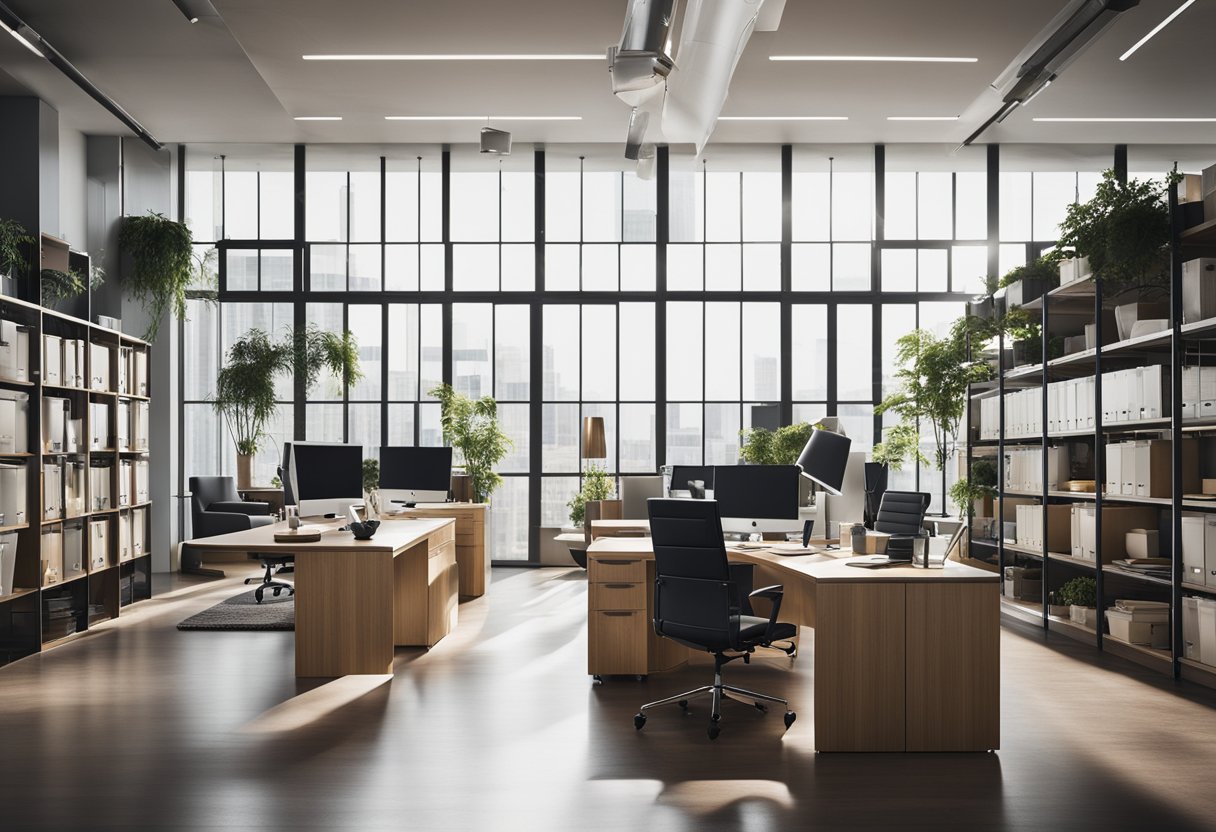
[{"xmin": 727, "ymin": 541, "xmax": 819, "ymax": 555}]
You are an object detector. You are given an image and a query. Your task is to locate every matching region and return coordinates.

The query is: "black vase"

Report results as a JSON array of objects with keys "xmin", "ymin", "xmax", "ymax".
[{"xmin": 863, "ymin": 462, "xmax": 889, "ymax": 529}]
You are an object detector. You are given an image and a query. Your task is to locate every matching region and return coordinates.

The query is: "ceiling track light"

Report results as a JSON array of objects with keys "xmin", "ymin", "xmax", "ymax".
[
  {"xmin": 769, "ymin": 55, "xmax": 977, "ymax": 62},
  {"xmin": 0, "ymin": 1, "xmax": 162, "ymax": 150},
  {"xmin": 170, "ymin": 0, "xmax": 219, "ymax": 24},
  {"xmin": 385, "ymin": 115, "xmax": 582, "ymax": 121},
  {"xmin": 717, "ymin": 116, "xmax": 848, "ymax": 121},
  {"xmin": 1119, "ymin": 0, "xmax": 1195, "ymax": 61},
  {"xmin": 303, "ymin": 53, "xmax": 603, "ymax": 61}
]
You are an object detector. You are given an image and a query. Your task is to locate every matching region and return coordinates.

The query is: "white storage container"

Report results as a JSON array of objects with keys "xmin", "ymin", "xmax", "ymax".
[
  {"xmin": 0, "ymin": 319, "xmax": 30, "ymax": 382},
  {"xmin": 0, "ymin": 531, "xmax": 17, "ymax": 595},
  {"xmin": 1199, "ymin": 598, "xmax": 1216, "ymax": 667},
  {"xmin": 0, "ymin": 389, "xmax": 29, "ymax": 454},
  {"xmin": 1183, "ymin": 597, "xmax": 1200, "ymax": 661},
  {"xmin": 1182, "ymin": 515, "xmax": 1205, "ymax": 584},
  {"xmin": 1105, "ymin": 607, "xmax": 1169, "ymax": 649}
]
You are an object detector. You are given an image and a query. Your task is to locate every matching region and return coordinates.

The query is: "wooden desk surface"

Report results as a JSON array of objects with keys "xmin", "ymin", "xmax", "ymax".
[
  {"xmin": 386, "ymin": 502, "xmax": 487, "ymax": 513},
  {"xmin": 186, "ymin": 516, "xmax": 454, "ymax": 556},
  {"xmin": 586, "ymin": 536, "xmax": 998, "ymax": 584}
]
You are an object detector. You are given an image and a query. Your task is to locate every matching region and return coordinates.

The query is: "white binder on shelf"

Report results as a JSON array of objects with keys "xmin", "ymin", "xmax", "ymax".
[
  {"xmin": 133, "ymin": 350, "xmax": 147, "ymax": 396},
  {"xmin": 63, "ymin": 341, "xmax": 78, "ymax": 390},
  {"xmin": 65, "ymin": 460, "xmax": 86, "ymax": 517},
  {"xmin": 117, "ymin": 460, "xmax": 132, "ymax": 507},
  {"xmin": 116, "ymin": 401, "xmax": 131, "ymax": 451},
  {"xmin": 90, "ymin": 463, "xmax": 111, "ymax": 512},
  {"xmin": 0, "ymin": 530, "xmax": 17, "ymax": 595},
  {"xmin": 0, "ymin": 462, "xmax": 26, "ymax": 526},
  {"xmin": 1183, "ymin": 514, "xmax": 1206, "ymax": 584},
  {"xmin": 43, "ymin": 461, "xmax": 63, "ymax": 520},
  {"xmin": 63, "ymin": 523, "xmax": 84, "ymax": 580},
  {"xmin": 42, "ymin": 396, "xmax": 68, "ymax": 454},
  {"xmin": 117, "ymin": 347, "xmax": 131, "ymax": 395},
  {"xmin": 42, "ymin": 334, "xmax": 62, "ymax": 387},
  {"xmin": 0, "ymin": 319, "xmax": 30, "ymax": 382},
  {"xmin": 90, "ymin": 402, "xmax": 110, "ymax": 450},
  {"xmin": 133, "ymin": 401, "xmax": 149, "ymax": 450},
  {"xmin": 41, "ymin": 525, "xmax": 63, "ymax": 586},
  {"xmin": 133, "ymin": 459, "xmax": 149, "ymax": 504},
  {"xmin": 118, "ymin": 511, "xmax": 132, "ymax": 562},
  {"xmin": 88, "ymin": 518, "xmax": 108, "ymax": 570},
  {"xmin": 0, "ymin": 390, "xmax": 30, "ymax": 454},
  {"xmin": 131, "ymin": 507, "xmax": 146, "ymax": 556},
  {"xmin": 89, "ymin": 342, "xmax": 111, "ymax": 391}
]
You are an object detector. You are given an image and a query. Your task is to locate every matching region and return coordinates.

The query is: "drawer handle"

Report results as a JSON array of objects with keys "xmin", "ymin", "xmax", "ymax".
[
  {"xmin": 599, "ymin": 559, "xmax": 640, "ymax": 566},
  {"xmin": 602, "ymin": 611, "xmax": 634, "ymax": 617},
  {"xmin": 604, "ymin": 583, "xmax": 635, "ymax": 589}
]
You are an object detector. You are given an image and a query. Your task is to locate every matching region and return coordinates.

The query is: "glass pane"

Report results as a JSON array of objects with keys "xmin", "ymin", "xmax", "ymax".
[
  {"xmin": 452, "ymin": 303, "xmax": 492, "ymax": 399},
  {"xmin": 348, "ymin": 244, "xmax": 381, "ymax": 292},
  {"xmin": 833, "ymin": 243, "xmax": 871, "ymax": 291},
  {"xmin": 952, "ymin": 245, "xmax": 989, "ymax": 295},
  {"xmin": 665, "ymin": 403, "xmax": 703, "ymax": 465},
  {"xmin": 581, "ymin": 305, "xmax": 616, "ymax": 401},
  {"xmin": 619, "ymin": 404, "xmax": 656, "ymax": 473},
  {"xmin": 704, "ymin": 302, "xmax": 741, "ymax": 401},
  {"xmin": 999, "ymin": 243, "xmax": 1026, "ymax": 276},
  {"xmin": 258, "ymin": 172, "xmax": 294, "ymax": 240},
  {"xmin": 743, "ymin": 302, "xmax": 780, "ymax": 401},
  {"xmin": 792, "ymin": 243, "xmax": 830, "ymax": 291},
  {"xmin": 917, "ymin": 172, "xmax": 952, "ymax": 240},
  {"xmin": 501, "ymin": 245, "xmax": 534, "ymax": 291},
  {"xmin": 501, "ymin": 172, "xmax": 534, "ymax": 242},
  {"xmin": 185, "ymin": 168, "xmax": 221, "ymax": 243},
  {"xmin": 918, "ymin": 248, "xmax": 947, "ymax": 292},
  {"xmin": 419, "ymin": 402, "xmax": 443, "ymax": 445},
  {"xmin": 742, "ymin": 172, "xmax": 781, "ymax": 242},
  {"xmin": 542, "ymin": 403, "xmax": 579, "ymax": 473},
  {"xmin": 582, "ymin": 244, "xmax": 618, "ymax": 292},
  {"xmin": 619, "ymin": 302, "xmax": 655, "ymax": 401},
  {"xmin": 1033, "ymin": 172, "xmax": 1077, "ymax": 241},
  {"xmin": 619, "ymin": 245, "xmax": 656, "ymax": 291},
  {"xmin": 495, "ymin": 305, "xmax": 530, "ymax": 401},
  {"xmin": 666, "ymin": 245, "xmax": 703, "ymax": 291},
  {"xmin": 705, "ymin": 244, "xmax": 742, "ymax": 291},
  {"xmin": 704, "ymin": 403, "xmax": 741, "ymax": 464},
  {"xmin": 348, "ymin": 305, "xmax": 382, "ymax": 401},
  {"xmin": 387, "ymin": 403, "xmax": 416, "ymax": 445},
  {"xmin": 348, "ymin": 171, "xmax": 380, "ymax": 242},
  {"xmin": 882, "ymin": 304, "xmax": 917, "ymax": 397},
  {"xmin": 999, "ymin": 172, "xmax": 1031, "ymax": 241},
  {"xmin": 451, "ymin": 172, "xmax": 499, "ymax": 241},
  {"xmin": 705, "ymin": 172, "xmax": 741, "ymax": 242},
  {"xmin": 497, "ymin": 403, "xmax": 530, "ymax": 473},
  {"xmin": 262, "ymin": 250, "xmax": 293, "ymax": 292},
  {"xmin": 226, "ymin": 249, "xmax": 257, "ymax": 291},
  {"xmin": 385, "ymin": 171, "xmax": 419, "ymax": 242},
  {"xmin": 309, "ymin": 244, "xmax": 345, "ymax": 291},
  {"xmin": 420, "ymin": 244, "xmax": 445, "ymax": 291},
  {"xmin": 183, "ymin": 299, "xmax": 219, "ymax": 400},
  {"xmin": 420, "ymin": 172, "xmax": 443, "ymax": 242},
  {"xmin": 542, "ymin": 476, "xmax": 579, "ymax": 527},
  {"xmin": 792, "ymin": 403, "xmax": 827, "ymax": 426},
  {"xmin": 669, "ymin": 168, "xmax": 704, "ymax": 243},
  {"xmin": 545, "ymin": 172, "xmax": 580, "ymax": 242},
  {"xmin": 743, "ymin": 244, "xmax": 780, "ymax": 292},
  {"xmin": 545, "ymin": 245, "xmax": 579, "ymax": 292},
  {"xmin": 305, "ymin": 302, "xmax": 345, "ymax": 399},
  {"xmin": 224, "ymin": 171, "xmax": 258, "ymax": 239},
  {"xmin": 306, "ymin": 404, "xmax": 344, "ymax": 442},
  {"xmin": 836, "ymin": 305, "xmax": 873, "ymax": 400},
  {"xmin": 542, "ymin": 305, "xmax": 579, "ymax": 400},
  {"xmin": 348, "ymin": 403, "xmax": 381, "ymax": 457},
  {"xmin": 955, "ymin": 171, "xmax": 987, "ymax": 240},
  {"xmin": 881, "ymin": 249, "xmax": 916, "ymax": 292},
  {"xmin": 420, "ymin": 304, "xmax": 444, "ymax": 399},
  {"xmin": 884, "ymin": 171, "xmax": 916, "ymax": 240},
  {"xmin": 453, "ymin": 245, "xmax": 499, "ymax": 292},
  {"xmin": 583, "ymin": 172, "xmax": 621, "ymax": 243},
  {"xmin": 388, "ymin": 304, "xmax": 419, "ymax": 400},
  {"xmin": 184, "ymin": 405, "xmax": 222, "ymax": 487},
  {"xmin": 385, "ymin": 244, "xmax": 419, "ymax": 292},
  {"xmin": 791, "ymin": 304, "xmax": 827, "ymax": 400},
  {"xmin": 832, "ymin": 172, "xmax": 873, "ymax": 241},
  {"xmin": 792, "ymin": 172, "xmax": 829, "ymax": 241},
  {"xmin": 666, "ymin": 301, "xmax": 703, "ymax": 400},
  {"xmin": 838, "ymin": 403, "xmax": 875, "ymax": 453},
  {"xmin": 622, "ymin": 173, "xmax": 657, "ymax": 242},
  {"xmin": 306, "ymin": 171, "xmax": 346, "ymax": 242},
  {"xmin": 490, "ymin": 477, "xmax": 529, "ymax": 560}
]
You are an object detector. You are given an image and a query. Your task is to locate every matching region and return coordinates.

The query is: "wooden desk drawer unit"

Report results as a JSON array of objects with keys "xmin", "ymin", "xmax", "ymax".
[
  {"xmin": 590, "ymin": 581, "xmax": 647, "ymax": 611},
  {"xmin": 588, "ymin": 609, "xmax": 648, "ymax": 676},
  {"xmin": 590, "ymin": 557, "xmax": 646, "ymax": 583}
]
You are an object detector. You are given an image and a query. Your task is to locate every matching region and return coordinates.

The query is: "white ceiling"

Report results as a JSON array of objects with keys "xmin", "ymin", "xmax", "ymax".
[{"xmin": 0, "ymin": 0, "xmax": 1213, "ymax": 148}]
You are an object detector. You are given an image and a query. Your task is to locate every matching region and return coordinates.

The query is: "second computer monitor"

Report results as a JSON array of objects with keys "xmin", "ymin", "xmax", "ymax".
[
  {"xmin": 379, "ymin": 446, "xmax": 453, "ymax": 504},
  {"xmin": 713, "ymin": 464, "xmax": 802, "ymax": 535},
  {"xmin": 290, "ymin": 442, "xmax": 364, "ymax": 517},
  {"xmin": 669, "ymin": 465, "xmax": 715, "ymax": 498}
]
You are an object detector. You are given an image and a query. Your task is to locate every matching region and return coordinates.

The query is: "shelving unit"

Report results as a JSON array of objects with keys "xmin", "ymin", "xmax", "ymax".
[
  {"xmin": 0, "ymin": 292, "xmax": 152, "ymax": 669},
  {"xmin": 965, "ymin": 168, "xmax": 1216, "ymax": 687}
]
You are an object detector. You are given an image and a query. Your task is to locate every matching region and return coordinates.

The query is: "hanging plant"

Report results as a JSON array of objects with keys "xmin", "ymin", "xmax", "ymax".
[
  {"xmin": 40, "ymin": 266, "xmax": 104, "ymax": 304},
  {"xmin": 118, "ymin": 211, "xmax": 194, "ymax": 341},
  {"xmin": 1048, "ymin": 169, "xmax": 1179, "ymax": 297},
  {"xmin": 0, "ymin": 218, "xmax": 35, "ymax": 282}
]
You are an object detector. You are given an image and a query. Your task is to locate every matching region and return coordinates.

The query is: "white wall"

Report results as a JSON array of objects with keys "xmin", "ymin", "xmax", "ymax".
[{"xmin": 57, "ymin": 126, "xmax": 87, "ymax": 247}]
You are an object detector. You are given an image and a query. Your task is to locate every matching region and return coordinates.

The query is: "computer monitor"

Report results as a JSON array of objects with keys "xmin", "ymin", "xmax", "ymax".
[
  {"xmin": 669, "ymin": 465, "xmax": 715, "ymax": 498},
  {"xmin": 712, "ymin": 464, "xmax": 802, "ymax": 535},
  {"xmin": 379, "ymin": 446, "xmax": 453, "ymax": 504},
  {"xmin": 289, "ymin": 442, "xmax": 364, "ymax": 517}
]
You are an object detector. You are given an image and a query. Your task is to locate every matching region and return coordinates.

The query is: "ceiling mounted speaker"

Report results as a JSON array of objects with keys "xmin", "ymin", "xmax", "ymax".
[{"xmin": 480, "ymin": 127, "xmax": 512, "ymax": 155}]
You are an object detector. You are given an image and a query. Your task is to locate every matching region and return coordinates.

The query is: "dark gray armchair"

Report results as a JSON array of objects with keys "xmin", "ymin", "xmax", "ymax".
[{"xmin": 182, "ymin": 477, "xmax": 288, "ymax": 600}]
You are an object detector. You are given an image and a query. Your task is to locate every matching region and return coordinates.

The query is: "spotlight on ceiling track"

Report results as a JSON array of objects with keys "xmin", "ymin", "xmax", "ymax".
[{"xmin": 171, "ymin": 0, "xmax": 219, "ymax": 24}]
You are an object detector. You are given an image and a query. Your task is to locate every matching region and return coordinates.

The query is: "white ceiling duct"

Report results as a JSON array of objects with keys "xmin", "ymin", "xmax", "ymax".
[{"xmin": 609, "ymin": 0, "xmax": 777, "ymax": 163}]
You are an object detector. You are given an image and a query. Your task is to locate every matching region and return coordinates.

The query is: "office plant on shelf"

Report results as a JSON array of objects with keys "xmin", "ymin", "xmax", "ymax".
[{"xmin": 1059, "ymin": 577, "xmax": 1098, "ymax": 629}]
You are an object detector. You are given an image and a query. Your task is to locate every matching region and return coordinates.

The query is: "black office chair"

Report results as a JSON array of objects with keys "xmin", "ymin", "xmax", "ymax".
[
  {"xmin": 634, "ymin": 498, "xmax": 798, "ymax": 740},
  {"xmin": 188, "ymin": 476, "xmax": 291, "ymax": 603},
  {"xmin": 873, "ymin": 490, "xmax": 931, "ymax": 535}
]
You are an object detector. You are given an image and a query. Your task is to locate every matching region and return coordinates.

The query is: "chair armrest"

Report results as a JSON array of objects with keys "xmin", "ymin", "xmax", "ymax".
[
  {"xmin": 749, "ymin": 584, "xmax": 785, "ymax": 640},
  {"xmin": 209, "ymin": 500, "xmax": 271, "ymax": 516}
]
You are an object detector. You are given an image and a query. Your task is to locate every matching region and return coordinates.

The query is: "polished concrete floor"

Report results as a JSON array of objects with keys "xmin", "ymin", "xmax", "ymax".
[{"xmin": 2, "ymin": 567, "xmax": 1216, "ymax": 831}]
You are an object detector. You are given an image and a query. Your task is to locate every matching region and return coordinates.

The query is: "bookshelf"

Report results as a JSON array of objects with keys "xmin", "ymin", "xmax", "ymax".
[
  {"xmin": 965, "ymin": 170, "xmax": 1216, "ymax": 688},
  {"xmin": 0, "ymin": 293, "xmax": 152, "ymax": 668}
]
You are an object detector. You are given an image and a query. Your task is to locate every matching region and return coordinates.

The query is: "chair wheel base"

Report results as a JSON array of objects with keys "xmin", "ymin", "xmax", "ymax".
[
  {"xmin": 707, "ymin": 723, "xmax": 721, "ymax": 740},
  {"xmin": 784, "ymin": 711, "xmax": 797, "ymax": 729},
  {"xmin": 634, "ymin": 713, "xmax": 647, "ymax": 730}
]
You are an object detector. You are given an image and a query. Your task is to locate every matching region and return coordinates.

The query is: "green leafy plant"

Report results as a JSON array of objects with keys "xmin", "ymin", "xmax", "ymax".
[
  {"xmin": 362, "ymin": 458, "xmax": 381, "ymax": 494},
  {"xmin": 739, "ymin": 422, "xmax": 817, "ymax": 465},
  {"xmin": 1058, "ymin": 576, "xmax": 1097, "ymax": 608},
  {"xmin": 118, "ymin": 211, "xmax": 195, "ymax": 341},
  {"xmin": 294, "ymin": 324, "xmax": 363, "ymax": 397},
  {"xmin": 40, "ymin": 263, "xmax": 105, "ymax": 304},
  {"xmin": 871, "ymin": 422, "xmax": 927, "ymax": 472},
  {"xmin": 429, "ymin": 383, "xmax": 513, "ymax": 503},
  {"xmin": 0, "ymin": 219, "xmax": 34, "ymax": 281},
  {"xmin": 212, "ymin": 326, "xmax": 361, "ymax": 457},
  {"xmin": 1047, "ymin": 169, "xmax": 1179, "ymax": 296},
  {"xmin": 567, "ymin": 462, "xmax": 615, "ymax": 526},
  {"xmin": 948, "ymin": 458, "xmax": 998, "ymax": 517},
  {"xmin": 877, "ymin": 320, "xmax": 994, "ymax": 510},
  {"xmin": 997, "ymin": 256, "xmax": 1060, "ymax": 290}
]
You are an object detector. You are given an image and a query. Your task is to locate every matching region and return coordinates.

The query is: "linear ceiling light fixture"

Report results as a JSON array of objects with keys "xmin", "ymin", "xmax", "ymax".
[
  {"xmin": 304, "ymin": 53, "xmax": 603, "ymax": 61},
  {"xmin": 770, "ymin": 55, "xmax": 977, "ymax": 62},
  {"xmin": 1033, "ymin": 116, "xmax": 1216, "ymax": 122},
  {"xmin": 887, "ymin": 116, "xmax": 960, "ymax": 121},
  {"xmin": 716, "ymin": 115, "xmax": 848, "ymax": 121},
  {"xmin": 385, "ymin": 115, "xmax": 582, "ymax": 121},
  {"xmin": 294, "ymin": 116, "xmax": 343, "ymax": 121},
  {"xmin": 0, "ymin": 1, "xmax": 162, "ymax": 149},
  {"xmin": 1119, "ymin": 0, "xmax": 1195, "ymax": 61}
]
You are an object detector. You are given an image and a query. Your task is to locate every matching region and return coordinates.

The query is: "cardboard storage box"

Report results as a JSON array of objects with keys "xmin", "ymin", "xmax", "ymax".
[
  {"xmin": 1106, "ymin": 603, "xmax": 1169, "ymax": 649},
  {"xmin": 1004, "ymin": 566, "xmax": 1041, "ymax": 602},
  {"xmin": 1070, "ymin": 505, "xmax": 1158, "ymax": 563},
  {"xmin": 1060, "ymin": 256, "xmax": 1090, "ymax": 285}
]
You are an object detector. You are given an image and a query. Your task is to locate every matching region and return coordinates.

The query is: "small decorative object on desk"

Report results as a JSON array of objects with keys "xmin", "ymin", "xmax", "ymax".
[
  {"xmin": 349, "ymin": 519, "xmax": 380, "ymax": 540},
  {"xmin": 275, "ymin": 527, "xmax": 321, "ymax": 543}
]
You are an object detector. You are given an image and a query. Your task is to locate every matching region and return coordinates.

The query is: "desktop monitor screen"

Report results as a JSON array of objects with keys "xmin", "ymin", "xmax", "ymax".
[
  {"xmin": 290, "ymin": 442, "xmax": 363, "ymax": 516},
  {"xmin": 669, "ymin": 465, "xmax": 715, "ymax": 497},
  {"xmin": 379, "ymin": 446, "xmax": 453, "ymax": 503},
  {"xmin": 713, "ymin": 464, "xmax": 801, "ymax": 535}
]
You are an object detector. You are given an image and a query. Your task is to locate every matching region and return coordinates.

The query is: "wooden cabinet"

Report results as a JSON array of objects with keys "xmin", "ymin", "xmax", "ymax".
[
  {"xmin": 398, "ymin": 503, "xmax": 488, "ymax": 598},
  {"xmin": 587, "ymin": 553, "xmax": 686, "ymax": 677}
]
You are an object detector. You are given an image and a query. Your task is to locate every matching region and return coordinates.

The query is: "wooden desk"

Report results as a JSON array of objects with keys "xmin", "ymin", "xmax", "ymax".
[
  {"xmin": 390, "ymin": 502, "xmax": 489, "ymax": 598},
  {"xmin": 586, "ymin": 537, "xmax": 1000, "ymax": 752},
  {"xmin": 589, "ymin": 518, "xmax": 650, "ymax": 539},
  {"xmin": 239, "ymin": 487, "xmax": 286, "ymax": 515},
  {"xmin": 187, "ymin": 516, "xmax": 458, "ymax": 677}
]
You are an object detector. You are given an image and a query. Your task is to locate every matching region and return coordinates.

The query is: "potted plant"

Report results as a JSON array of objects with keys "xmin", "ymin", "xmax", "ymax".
[
  {"xmin": 429, "ymin": 384, "xmax": 512, "ymax": 504},
  {"xmin": 118, "ymin": 211, "xmax": 196, "ymax": 341},
  {"xmin": 362, "ymin": 458, "xmax": 381, "ymax": 518},
  {"xmin": 212, "ymin": 325, "xmax": 362, "ymax": 489},
  {"xmin": 1059, "ymin": 576, "xmax": 1098, "ymax": 629},
  {"xmin": 40, "ymin": 265, "xmax": 103, "ymax": 308},
  {"xmin": 0, "ymin": 218, "xmax": 34, "ymax": 297},
  {"xmin": 948, "ymin": 458, "xmax": 998, "ymax": 519},
  {"xmin": 1047, "ymin": 590, "xmax": 1070, "ymax": 619},
  {"xmin": 567, "ymin": 463, "xmax": 615, "ymax": 527},
  {"xmin": 867, "ymin": 422, "xmax": 927, "ymax": 525},
  {"xmin": 1048, "ymin": 169, "xmax": 1178, "ymax": 299},
  {"xmin": 999, "ymin": 256, "xmax": 1059, "ymax": 308},
  {"xmin": 877, "ymin": 319, "xmax": 994, "ymax": 513}
]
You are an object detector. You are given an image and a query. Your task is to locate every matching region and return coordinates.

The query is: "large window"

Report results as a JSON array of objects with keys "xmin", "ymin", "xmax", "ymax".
[{"xmin": 181, "ymin": 141, "xmax": 1138, "ymax": 558}]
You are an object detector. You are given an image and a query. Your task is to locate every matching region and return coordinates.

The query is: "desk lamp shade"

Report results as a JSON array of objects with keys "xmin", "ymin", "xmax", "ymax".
[
  {"xmin": 582, "ymin": 416, "xmax": 607, "ymax": 460},
  {"xmin": 796, "ymin": 428, "xmax": 851, "ymax": 496}
]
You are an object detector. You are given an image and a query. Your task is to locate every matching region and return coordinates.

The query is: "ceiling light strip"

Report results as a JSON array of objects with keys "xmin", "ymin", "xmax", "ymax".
[
  {"xmin": 305, "ymin": 53, "xmax": 603, "ymax": 61},
  {"xmin": 887, "ymin": 116, "xmax": 959, "ymax": 121},
  {"xmin": 717, "ymin": 116, "xmax": 848, "ymax": 121},
  {"xmin": 1033, "ymin": 117, "xmax": 1216, "ymax": 123},
  {"xmin": 1119, "ymin": 0, "xmax": 1196, "ymax": 61},
  {"xmin": 386, "ymin": 115, "xmax": 582, "ymax": 121},
  {"xmin": 294, "ymin": 116, "xmax": 343, "ymax": 121},
  {"xmin": 769, "ymin": 55, "xmax": 977, "ymax": 63}
]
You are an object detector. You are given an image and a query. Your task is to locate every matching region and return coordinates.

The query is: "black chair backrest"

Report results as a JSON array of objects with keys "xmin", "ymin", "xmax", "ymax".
[
  {"xmin": 874, "ymin": 490, "xmax": 931, "ymax": 535},
  {"xmin": 189, "ymin": 476, "xmax": 239, "ymax": 517},
  {"xmin": 646, "ymin": 498, "xmax": 738, "ymax": 652}
]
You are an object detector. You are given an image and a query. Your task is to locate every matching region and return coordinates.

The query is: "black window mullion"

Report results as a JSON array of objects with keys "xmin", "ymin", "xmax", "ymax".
[
  {"xmin": 293, "ymin": 144, "xmax": 307, "ymax": 440},
  {"xmin": 780, "ymin": 144, "xmax": 793, "ymax": 427}
]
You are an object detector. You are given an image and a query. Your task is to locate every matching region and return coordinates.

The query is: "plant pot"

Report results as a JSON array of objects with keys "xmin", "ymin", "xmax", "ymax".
[
  {"xmin": 1048, "ymin": 604, "xmax": 1070, "ymax": 618},
  {"xmin": 968, "ymin": 297, "xmax": 994, "ymax": 321},
  {"xmin": 1005, "ymin": 276, "xmax": 1053, "ymax": 308},
  {"xmin": 451, "ymin": 472, "xmax": 472, "ymax": 503},
  {"xmin": 1070, "ymin": 605, "xmax": 1097, "ymax": 629},
  {"xmin": 236, "ymin": 453, "xmax": 252, "ymax": 490},
  {"xmin": 0, "ymin": 271, "xmax": 14, "ymax": 298},
  {"xmin": 1011, "ymin": 339, "xmax": 1039, "ymax": 367}
]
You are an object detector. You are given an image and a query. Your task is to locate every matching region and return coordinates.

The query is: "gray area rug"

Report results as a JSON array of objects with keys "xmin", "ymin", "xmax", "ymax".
[{"xmin": 177, "ymin": 588, "xmax": 295, "ymax": 631}]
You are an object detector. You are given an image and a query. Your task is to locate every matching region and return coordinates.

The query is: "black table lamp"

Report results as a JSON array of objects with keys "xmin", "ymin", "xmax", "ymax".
[{"xmin": 796, "ymin": 428, "xmax": 852, "ymax": 496}]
